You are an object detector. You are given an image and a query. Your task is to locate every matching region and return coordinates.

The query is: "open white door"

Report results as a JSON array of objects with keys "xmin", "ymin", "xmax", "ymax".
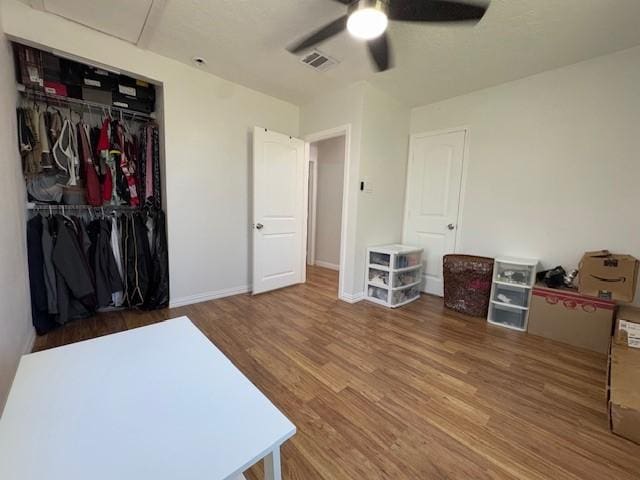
[
  {"xmin": 252, "ymin": 127, "xmax": 307, "ymax": 295},
  {"xmin": 403, "ymin": 130, "xmax": 466, "ymax": 296}
]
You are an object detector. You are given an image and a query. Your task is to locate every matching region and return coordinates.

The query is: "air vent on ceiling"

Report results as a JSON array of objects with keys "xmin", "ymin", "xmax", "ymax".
[{"xmin": 299, "ymin": 50, "xmax": 338, "ymax": 72}]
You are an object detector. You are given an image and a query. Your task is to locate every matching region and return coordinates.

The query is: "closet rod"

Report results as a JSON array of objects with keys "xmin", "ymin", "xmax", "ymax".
[
  {"xmin": 17, "ymin": 84, "xmax": 155, "ymax": 121},
  {"xmin": 27, "ymin": 204, "xmax": 139, "ymax": 211}
]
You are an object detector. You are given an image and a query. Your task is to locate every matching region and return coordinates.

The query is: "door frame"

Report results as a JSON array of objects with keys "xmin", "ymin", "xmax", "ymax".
[
  {"xmin": 304, "ymin": 125, "xmax": 352, "ymax": 300},
  {"xmin": 306, "ymin": 150, "xmax": 318, "ymax": 266},
  {"xmin": 402, "ymin": 126, "xmax": 470, "ymax": 286}
]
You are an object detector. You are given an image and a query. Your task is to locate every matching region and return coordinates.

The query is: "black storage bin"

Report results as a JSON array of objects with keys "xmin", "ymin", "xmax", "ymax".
[
  {"xmin": 112, "ymin": 92, "xmax": 154, "ymax": 114},
  {"xmin": 117, "ymin": 75, "xmax": 155, "ymax": 102},
  {"xmin": 60, "ymin": 59, "xmax": 84, "ymax": 86},
  {"xmin": 82, "ymin": 66, "xmax": 117, "ymax": 90},
  {"xmin": 443, "ymin": 254, "xmax": 494, "ymax": 317},
  {"xmin": 41, "ymin": 52, "xmax": 61, "ymax": 82}
]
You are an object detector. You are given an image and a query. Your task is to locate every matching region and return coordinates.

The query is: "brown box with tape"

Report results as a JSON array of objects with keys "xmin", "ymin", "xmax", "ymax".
[
  {"xmin": 578, "ymin": 251, "xmax": 639, "ymax": 302},
  {"xmin": 608, "ymin": 306, "xmax": 640, "ymax": 444}
]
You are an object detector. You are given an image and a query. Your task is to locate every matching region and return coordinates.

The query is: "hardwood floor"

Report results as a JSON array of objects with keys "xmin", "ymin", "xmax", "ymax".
[{"xmin": 34, "ymin": 266, "xmax": 640, "ymax": 479}]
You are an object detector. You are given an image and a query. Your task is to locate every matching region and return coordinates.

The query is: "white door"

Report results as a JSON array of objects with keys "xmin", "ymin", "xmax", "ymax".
[
  {"xmin": 253, "ymin": 127, "xmax": 307, "ymax": 295},
  {"xmin": 403, "ymin": 130, "xmax": 466, "ymax": 296}
]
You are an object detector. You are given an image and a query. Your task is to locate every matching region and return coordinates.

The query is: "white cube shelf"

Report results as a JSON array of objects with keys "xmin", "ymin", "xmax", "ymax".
[
  {"xmin": 366, "ymin": 244, "xmax": 423, "ymax": 308},
  {"xmin": 487, "ymin": 256, "xmax": 538, "ymax": 331}
]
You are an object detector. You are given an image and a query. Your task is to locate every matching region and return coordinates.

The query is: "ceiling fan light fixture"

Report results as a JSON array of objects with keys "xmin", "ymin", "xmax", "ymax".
[{"xmin": 347, "ymin": 7, "xmax": 388, "ymax": 40}]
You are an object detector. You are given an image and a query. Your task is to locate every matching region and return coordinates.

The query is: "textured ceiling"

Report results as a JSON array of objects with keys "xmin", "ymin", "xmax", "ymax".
[{"xmin": 26, "ymin": 0, "xmax": 640, "ymax": 107}]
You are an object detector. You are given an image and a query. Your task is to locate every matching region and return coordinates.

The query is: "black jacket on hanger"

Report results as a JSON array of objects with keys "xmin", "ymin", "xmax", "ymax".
[
  {"xmin": 52, "ymin": 215, "xmax": 96, "ymax": 323},
  {"xmin": 26, "ymin": 216, "xmax": 58, "ymax": 335},
  {"xmin": 143, "ymin": 206, "xmax": 169, "ymax": 310}
]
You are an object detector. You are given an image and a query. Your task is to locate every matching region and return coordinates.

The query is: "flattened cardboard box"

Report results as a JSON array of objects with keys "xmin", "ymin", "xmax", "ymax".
[
  {"xmin": 528, "ymin": 285, "xmax": 614, "ymax": 353},
  {"xmin": 608, "ymin": 338, "xmax": 640, "ymax": 444},
  {"xmin": 579, "ymin": 250, "xmax": 639, "ymax": 303}
]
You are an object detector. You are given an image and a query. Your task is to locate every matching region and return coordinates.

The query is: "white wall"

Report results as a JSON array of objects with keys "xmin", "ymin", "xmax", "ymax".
[
  {"xmin": 2, "ymin": 0, "xmax": 299, "ymax": 307},
  {"xmin": 0, "ymin": 6, "xmax": 34, "ymax": 412},
  {"xmin": 410, "ymin": 46, "xmax": 640, "ymax": 303},
  {"xmin": 314, "ymin": 136, "xmax": 345, "ymax": 269},
  {"xmin": 353, "ymin": 84, "xmax": 410, "ymax": 294},
  {"xmin": 300, "ymin": 82, "xmax": 409, "ymax": 297},
  {"xmin": 300, "ymin": 83, "xmax": 365, "ymax": 299}
]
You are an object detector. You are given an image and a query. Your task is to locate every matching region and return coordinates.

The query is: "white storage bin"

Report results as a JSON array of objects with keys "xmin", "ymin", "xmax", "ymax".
[
  {"xmin": 392, "ymin": 268, "xmax": 421, "ymax": 288},
  {"xmin": 368, "ymin": 268, "xmax": 389, "ymax": 287},
  {"xmin": 366, "ymin": 245, "xmax": 423, "ymax": 308},
  {"xmin": 394, "ymin": 252, "xmax": 421, "ymax": 269},
  {"xmin": 367, "ymin": 285, "xmax": 388, "ymax": 303},
  {"xmin": 489, "ymin": 303, "xmax": 527, "ymax": 330},
  {"xmin": 391, "ymin": 285, "xmax": 421, "ymax": 306},
  {"xmin": 492, "ymin": 283, "xmax": 530, "ymax": 308},
  {"xmin": 369, "ymin": 251, "xmax": 390, "ymax": 268},
  {"xmin": 495, "ymin": 262, "xmax": 536, "ymax": 287}
]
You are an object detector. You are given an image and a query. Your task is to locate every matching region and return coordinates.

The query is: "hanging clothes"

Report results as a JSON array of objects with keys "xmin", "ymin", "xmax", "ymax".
[
  {"xmin": 77, "ymin": 121, "xmax": 101, "ymax": 206},
  {"xmin": 52, "ymin": 214, "xmax": 96, "ymax": 324},
  {"xmin": 88, "ymin": 218, "xmax": 123, "ymax": 308},
  {"xmin": 143, "ymin": 205, "xmax": 169, "ymax": 310},
  {"xmin": 110, "ymin": 215, "xmax": 125, "ymax": 307},
  {"xmin": 41, "ymin": 217, "xmax": 58, "ymax": 315},
  {"xmin": 26, "ymin": 216, "xmax": 58, "ymax": 335}
]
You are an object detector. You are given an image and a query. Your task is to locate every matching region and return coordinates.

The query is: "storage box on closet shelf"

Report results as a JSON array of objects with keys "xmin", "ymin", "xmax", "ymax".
[{"xmin": 366, "ymin": 244, "xmax": 423, "ymax": 308}]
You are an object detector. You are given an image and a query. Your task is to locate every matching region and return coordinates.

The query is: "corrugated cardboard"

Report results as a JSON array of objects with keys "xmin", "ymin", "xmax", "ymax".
[
  {"xmin": 608, "ymin": 339, "xmax": 640, "ymax": 444},
  {"xmin": 528, "ymin": 285, "xmax": 614, "ymax": 353},
  {"xmin": 578, "ymin": 250, "xmax": 639, "ymax": 302},
  {"xmin": 614, "ymin": 306, "xmax": 640, "ymax": 348}
]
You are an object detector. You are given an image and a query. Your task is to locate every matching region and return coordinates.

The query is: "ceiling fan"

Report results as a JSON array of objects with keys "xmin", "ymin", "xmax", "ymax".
[{"xmin": 288, "ymin": 0, "xmax": 489, "ymax": 72}]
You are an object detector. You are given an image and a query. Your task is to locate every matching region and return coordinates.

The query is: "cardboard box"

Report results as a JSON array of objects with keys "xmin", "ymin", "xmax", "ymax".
[
  {"xmin": 528, "ymin": 285, "xmax": 615, "ymax": 353},
  {"xmin": 614, "ymin": 306, "xmax": 640, "ymax": 348},
  {"xmin": 578, "ymin": 250, "xmax": 639, "ymax": 302},
  {"xmin": 608, "ymin": 338, "xmax": 640, "ymax": 444}
]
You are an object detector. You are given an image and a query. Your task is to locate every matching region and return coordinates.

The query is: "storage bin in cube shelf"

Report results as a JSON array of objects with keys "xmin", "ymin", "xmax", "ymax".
[{"xmin": 366, "ymin": 244, "xmax": 423, "ymax": 308}]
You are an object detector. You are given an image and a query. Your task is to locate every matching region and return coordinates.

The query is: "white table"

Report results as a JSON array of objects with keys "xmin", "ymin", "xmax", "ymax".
[{"xmin": 0, "ymin": 317, "xmax": 295, "ymax": 480}]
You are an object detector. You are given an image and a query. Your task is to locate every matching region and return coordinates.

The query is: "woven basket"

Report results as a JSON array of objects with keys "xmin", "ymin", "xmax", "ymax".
[{"xmin": 443, "ymin": 254, "xmax": 494, "ymax": 317}]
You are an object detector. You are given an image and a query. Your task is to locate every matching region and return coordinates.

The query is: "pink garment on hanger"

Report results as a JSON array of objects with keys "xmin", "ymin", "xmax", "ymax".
[{"xmin": 145, "ymin": 125, "xmax": 153, "ymax": 199}]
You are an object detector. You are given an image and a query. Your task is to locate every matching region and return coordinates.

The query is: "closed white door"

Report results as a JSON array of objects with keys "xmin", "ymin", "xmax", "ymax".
[
  {"xmin": 253, "ymin": 127, "xmax": 307, "ymax": 295},
  {"xmin": 403, "ymin": 130, "xmax": 466, "ymax": 296}
]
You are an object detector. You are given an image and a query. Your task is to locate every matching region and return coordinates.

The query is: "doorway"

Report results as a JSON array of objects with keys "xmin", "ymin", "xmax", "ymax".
[{"xmin": 306, "ymin": 131, "xmax": 347, "ymax": 297}]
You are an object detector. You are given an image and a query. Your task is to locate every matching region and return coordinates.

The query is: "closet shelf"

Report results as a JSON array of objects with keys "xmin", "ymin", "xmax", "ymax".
[{"xmin": 17, "ymin": 84, "xmax": 155, "ymax": 121}]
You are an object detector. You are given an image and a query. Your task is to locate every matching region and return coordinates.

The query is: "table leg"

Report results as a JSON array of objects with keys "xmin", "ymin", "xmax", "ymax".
[{"xmin": 264, "ymin": 446, "xmax": 282, "ymax": 480}]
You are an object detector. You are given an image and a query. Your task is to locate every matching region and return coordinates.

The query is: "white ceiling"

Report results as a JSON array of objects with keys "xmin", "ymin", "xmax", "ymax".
[{"xmin": 26, "ymin": 0, "xmax": 640, "ymax": 107}]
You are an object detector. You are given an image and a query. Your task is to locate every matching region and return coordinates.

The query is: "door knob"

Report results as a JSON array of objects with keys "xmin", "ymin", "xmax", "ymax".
[
  {"xmin": 255, "ymin": 223, "xmax": 264, "ymax": 230},
  {"xmin": 447, "ymin": 223, "xmax": 455, "ymax": 230}
]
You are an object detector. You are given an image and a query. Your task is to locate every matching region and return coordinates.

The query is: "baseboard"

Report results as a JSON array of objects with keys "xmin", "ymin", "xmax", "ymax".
[
  {"xmin": 169, "ymin": 285, "xmax": 250, "ymax": 308},
  {"xmin": 314, "ymin": 260, "xmax": 340, "ymax": 271},
  {"xmin": 23, "ymin": 327, "xmax": 36, "ymax": 355},
  {"xmin": 340, "ymin": 291, "xmax": 364, "ymax": 304}
]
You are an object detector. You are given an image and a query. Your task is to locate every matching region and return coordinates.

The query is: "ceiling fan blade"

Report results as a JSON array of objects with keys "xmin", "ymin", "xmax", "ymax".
[
  {"xmin": 367, "ymin": 33, "xmax": 392, "ymax": 72},
  {"xmin": 288, "ymin": 15, "xmax": 349, "ymax": 54},
  {"xmin": 387, "ymin": 0, "xmax": 489, "ymax": 23}
]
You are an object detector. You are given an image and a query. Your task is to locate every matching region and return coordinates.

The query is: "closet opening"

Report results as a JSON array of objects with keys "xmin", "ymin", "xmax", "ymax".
[
  {"xmin": 306, "ymin": 133, "xmax": 347, "ymax": 297},
  {"xmin": 12, "ymin": 42, "xmax": 169, "ymax": 336}
]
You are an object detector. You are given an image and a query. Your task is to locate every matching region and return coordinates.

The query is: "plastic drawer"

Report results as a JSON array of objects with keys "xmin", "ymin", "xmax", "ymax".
[
  {"xmin": 492, "ymin": 283, "xmax": 530, "ymax": 308},
  {"xmin": 368, "ymin": 268, "xmax": 389, "ymax": 287},
  {"xmin": 391, "ymin": 285, "xmax": 420, "ymax": 306},
  {"xmin": 394, "ymin": 252, "xmax": 421, "ymax": 269},
  {"xmin": 489, "ymin": 303, "xmax": 527, "ymax": 330},
  {"xmin": 368, "ymin": 285, "xmax": 388, "ymax": 302},
  {"xmin": 370, "ymin": 251, "xmax": 390, "ymax": 268},
  {"xmin": 495, "ymin": 262, "xmax": 535, "ymax": 286},
  {"xmin": 392, "ymin": 268, "xmax": 421, "ymax": 288}
]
